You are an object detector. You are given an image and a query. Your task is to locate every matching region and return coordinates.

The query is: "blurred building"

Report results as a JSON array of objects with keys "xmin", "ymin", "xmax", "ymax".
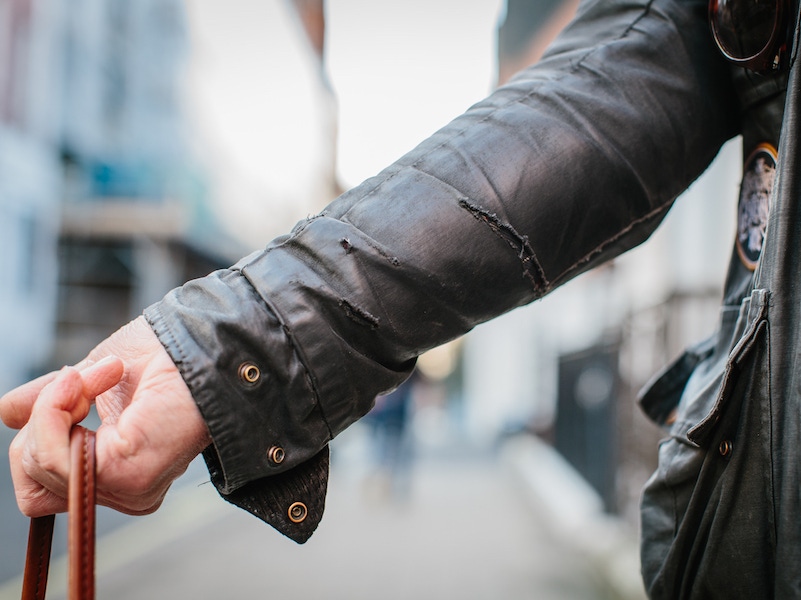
[
  {"xmin": 0, "ymin": 0, "xmax": 337, "ymax": 388},
  {"xmin": 0, "ymin": 0, "xmax": 210, "ymax": 387},
  {"xmin": 54, "ymin": 0, "xmax": 232, "ymax": 368}
]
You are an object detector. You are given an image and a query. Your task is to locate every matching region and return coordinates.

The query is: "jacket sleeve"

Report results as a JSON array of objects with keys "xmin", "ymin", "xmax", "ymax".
[{"xmin": 144, "ymin": 0, "xmax": 739, "ymax": 543}]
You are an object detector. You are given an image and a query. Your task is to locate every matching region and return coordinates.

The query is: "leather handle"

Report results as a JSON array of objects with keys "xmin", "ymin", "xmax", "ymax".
[
  {"xmin": 21, "ymin": 515, "xmax": 55, "ymax": 600},
  {"xmin": 21, "ymin": 426, "xmax": 97, "ymax": 600},
  {"xmin": 68, "ymin": 426, "xmax": 96, "ymax": 600}
]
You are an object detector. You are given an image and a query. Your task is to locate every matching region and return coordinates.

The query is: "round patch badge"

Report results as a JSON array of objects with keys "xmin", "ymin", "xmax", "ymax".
[{"xmin": 737, "ymin": 143, "xmax": 777, "ymax": 270}]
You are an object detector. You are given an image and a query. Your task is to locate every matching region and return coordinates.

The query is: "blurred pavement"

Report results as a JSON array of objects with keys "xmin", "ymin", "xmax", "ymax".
[{"xmin": 0, "ymin": 428, "xmax": 646, "ymax": 600}]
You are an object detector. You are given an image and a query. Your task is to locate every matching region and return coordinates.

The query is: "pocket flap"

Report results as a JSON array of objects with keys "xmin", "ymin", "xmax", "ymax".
[
  {"xmin": 637, "ymin": 336, "xmax": 716, "ymax": 427},
  {"xmin": 686, "ymin": 289, "xmax": 769, "ymax": 444}
]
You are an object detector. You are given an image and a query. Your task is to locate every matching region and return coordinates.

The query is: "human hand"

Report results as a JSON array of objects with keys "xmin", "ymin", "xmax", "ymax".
[{"xmin": 0, "ymin": 316, "xmax": 212, "ymax": 517}]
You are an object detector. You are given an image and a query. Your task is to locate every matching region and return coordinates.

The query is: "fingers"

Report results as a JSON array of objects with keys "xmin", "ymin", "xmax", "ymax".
[
  {"xmin": 0, "ymin": 371, "xmax": 58, "ymax": 429},
  {"xmin": 11, "ymin": 368, "xmax": 85, "ymax": 516},
  {"xmin": 9, "ymin": 428, "xmax": 69, "ymax": 516},
  {"xmin": 21, "ymin": 368, "xmax": 91, "ymax": 508},
  {"xmin": 11, "ymin": 358, "xmax": 125, "ymax": 516},
  {"xmin": 8, "ymin": 320, "xmax": 207, "ymax": 517},
  {"xmin": 0, "ymin": 356, "xmax": 124, "ymax": 429},
  {"xmin": 81, "ymin": 355, "xmax": 126, "ymax": 406}
]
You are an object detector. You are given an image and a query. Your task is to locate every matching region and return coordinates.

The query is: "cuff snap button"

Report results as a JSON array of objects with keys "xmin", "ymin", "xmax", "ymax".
[
  {"xmin": 288, "ymin": 502, "xmax": 308, "ymax": 523},
  {"xmin": 268, "ymin": 446, "xmax": 285, "ymax": 465},
  {"xmin": 238, "ymin": 362, "xmax": 261, "ymax": 385}
]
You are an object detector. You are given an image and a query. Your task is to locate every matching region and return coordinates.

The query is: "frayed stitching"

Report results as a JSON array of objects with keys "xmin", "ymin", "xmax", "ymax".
[
  {"xmin": 339, "ymin": 298, "xmax": 380, "ymax": 329},
  {"xmin": 338, "ymin": 236, "xmax": 400, "ymax": 266},
  {"xmin": 457, "ymin": 197, "xmax": 548, "ymax": 291},
  {"xmin": 555, "ymin": 199, "xmax": 671, "ymax": 285}
]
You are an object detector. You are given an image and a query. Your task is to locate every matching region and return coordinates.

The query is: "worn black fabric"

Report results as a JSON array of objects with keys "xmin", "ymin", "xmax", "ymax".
[
  {"xmin": 204, "ymin": 445, "xmax": 329, "ymax": 544},
  {"xmin": 639, "ymin": 11, "xmax": 801, "ymax": 597},
  {"xmin": 146, "ymin": 0, "xmax": 739, "ymax": 545},
  {"xmin": 640, "ymin": 291, "xmax": 777, "ymax": 597}
]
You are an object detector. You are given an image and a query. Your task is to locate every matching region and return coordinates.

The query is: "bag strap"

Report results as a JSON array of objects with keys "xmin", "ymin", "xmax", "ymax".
[
  {"xmin": 21, "ymin": 426, "xmax": 97, "ymax": 600},
  {"xmin": 68, "ymin": 426, "xmax": 96, "ymax": 600},
  {"xmin": 21, "ymin": 515, "xmax": 54, "ymax": 600}
]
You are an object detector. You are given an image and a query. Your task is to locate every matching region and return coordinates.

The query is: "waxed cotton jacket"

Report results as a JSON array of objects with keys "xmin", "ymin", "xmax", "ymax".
[{"xmin": 144, "ymin": 0, "xmax": 789, "ymax": 595}]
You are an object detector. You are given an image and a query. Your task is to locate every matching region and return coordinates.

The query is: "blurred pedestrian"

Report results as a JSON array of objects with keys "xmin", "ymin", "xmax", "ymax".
[{"xmin": 363, "ymin": 370, "xmax": 417, "ymax": 503}]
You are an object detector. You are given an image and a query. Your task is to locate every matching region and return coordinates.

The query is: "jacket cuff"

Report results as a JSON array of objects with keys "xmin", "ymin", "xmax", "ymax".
[
  {"xmin": 203, "ymin": 443, "xmax": 329, "ymax": 543},
  {"xmin": 143, "ymin": 267, "xmax": 332, "ymax": 542}
]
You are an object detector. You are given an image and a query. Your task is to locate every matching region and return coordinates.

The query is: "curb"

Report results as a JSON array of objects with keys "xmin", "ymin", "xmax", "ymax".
[{"xmin": 500, "ymin": 434, "xmax": 647, "ymax": 600}]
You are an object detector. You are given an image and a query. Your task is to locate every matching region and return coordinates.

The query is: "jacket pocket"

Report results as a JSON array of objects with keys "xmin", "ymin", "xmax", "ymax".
[{"xmin": 640, "ymin": 289, "xmax": 775, "ymax": 599}]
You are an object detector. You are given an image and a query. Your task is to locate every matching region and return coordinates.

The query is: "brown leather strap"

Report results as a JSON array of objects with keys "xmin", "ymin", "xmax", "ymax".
[
  {"xmin": 21, "ymin": 515, "xmax": 55, "ymax": 600},
  {"xmin": 20, "ymin": 426, "xmax": 96, "ymax": 600},
  {"xmin": 68, "ymin": 426, "xmax": 96, "ymax": 600}
]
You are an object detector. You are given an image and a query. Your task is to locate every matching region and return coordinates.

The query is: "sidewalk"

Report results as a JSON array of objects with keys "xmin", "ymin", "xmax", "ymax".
[{"xmin": 0, "ymin": 429, "xmax": 646, "ymax": 600}]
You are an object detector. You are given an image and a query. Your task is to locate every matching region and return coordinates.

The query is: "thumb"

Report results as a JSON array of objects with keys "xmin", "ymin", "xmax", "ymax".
[
  {"xmin": 80, "ymin": 355, "xmax": 125, "ymax": 401},
  {"xmin": 21, "ymin": 367, "xmax": 91, "ymax": 497}
]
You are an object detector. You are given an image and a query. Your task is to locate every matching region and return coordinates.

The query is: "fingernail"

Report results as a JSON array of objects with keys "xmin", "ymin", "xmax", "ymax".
[{"xmin": 81, "ymin": 356, "xmax": 120, "ymax": 373}]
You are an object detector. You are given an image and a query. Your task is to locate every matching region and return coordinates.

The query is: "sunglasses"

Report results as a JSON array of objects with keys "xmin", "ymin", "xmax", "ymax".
[{"xmin": 709, "ymin": 0, "xmax": 792, "ymax": 72}]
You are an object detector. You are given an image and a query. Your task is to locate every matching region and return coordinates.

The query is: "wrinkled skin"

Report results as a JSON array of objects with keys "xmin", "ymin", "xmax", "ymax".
[{"xmin": 0, "ymin": 316, "xmax": 210, "ymax": 517}]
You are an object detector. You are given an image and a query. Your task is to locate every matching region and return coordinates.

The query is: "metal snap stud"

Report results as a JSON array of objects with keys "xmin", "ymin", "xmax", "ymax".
[
  {"xmin": 268, "ymin": 446, "xmax": 285, "ymax": 465},
  {"xmin": 238, "ymin": 362, "xmax": 260, "ymax": 385},
  {"xmin": 288, "ymin": 502, "xmax": 308, "ymax": 523},
  {"xmin": 719, "ymin": 440, "xmax": 733, "ymax": 457}
]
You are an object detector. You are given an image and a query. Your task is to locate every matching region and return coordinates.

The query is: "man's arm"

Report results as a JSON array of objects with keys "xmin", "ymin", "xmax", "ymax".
[{"xmin": 2, "ymin": 0, "xmax": 738, "ymax": 542}]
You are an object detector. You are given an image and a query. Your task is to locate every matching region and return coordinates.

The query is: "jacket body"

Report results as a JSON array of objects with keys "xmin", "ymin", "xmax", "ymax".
[{"xmin": 639, "ymin": 91, "xmax": 787, "ymax": 597}]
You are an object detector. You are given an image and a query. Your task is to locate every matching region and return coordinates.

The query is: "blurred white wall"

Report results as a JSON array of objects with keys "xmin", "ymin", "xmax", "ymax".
[
  {"xmin": 182, "ymin": 0, "xmax": 339, "ymax": 251},
  {"xmin": 326, "ymin": 0, "xmax": 503, "ymax": 188},
  {"xmin": 181, "ymin": 0, "xmax": 504, "ymax": 251}
]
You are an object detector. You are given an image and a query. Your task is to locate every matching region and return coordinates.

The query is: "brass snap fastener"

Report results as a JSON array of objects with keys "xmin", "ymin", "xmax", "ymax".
[
  {"xmin": 288, "ymin": 502, "xmax": 308, "ymax": 523},
  {"xmin": 719, "ymin": 440, "xmax": 733, "ymax": 457},
  {"xmin": 268, "ymin": 446, "xmax": 285, "ymax": 465},
  {"xmin": 238, "ymin": 362, "xmax": 260, "ymax": 385}
]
